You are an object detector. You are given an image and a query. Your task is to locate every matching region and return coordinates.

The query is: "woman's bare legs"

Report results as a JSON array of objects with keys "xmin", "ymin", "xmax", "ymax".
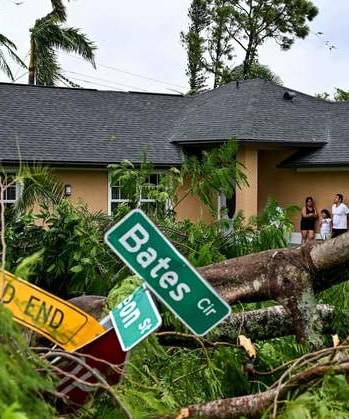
[
  {"xmin": 301, "ymin": 230, "xmax": 308, "ymax": 244},
  {"xmin": 308, "ymin": 230, "xmax": 315, "ymax": 243}
]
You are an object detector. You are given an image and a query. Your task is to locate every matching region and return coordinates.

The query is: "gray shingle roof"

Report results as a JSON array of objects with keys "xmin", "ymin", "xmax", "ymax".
[
  {"xmin": 170, "ymin": 79, "xmax": 330, "ymax": 145},
  {"xmin": 0, "ymin": 83, "xmax": 188, "ymax": 166},
  {"xmin": 0, "ymin": 79, "xmax": 348, "ymax": 168},
  {"xmin": 280, "ymin": 101, "xmax": 349, "ymax": 167}
]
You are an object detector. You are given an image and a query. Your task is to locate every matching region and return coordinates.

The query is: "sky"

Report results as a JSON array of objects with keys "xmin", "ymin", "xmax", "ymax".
[{"xmin": 0, "ymin": 0, "xmax": 348, "ymax": 96}]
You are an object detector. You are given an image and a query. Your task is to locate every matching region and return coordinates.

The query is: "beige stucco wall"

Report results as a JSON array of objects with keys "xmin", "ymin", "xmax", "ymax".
[
  {"xmin": 49, "ymin": 152, "xmax": 349, "ymax": 235},
  {"xmin": 175, "ymin": 177, "xmax": 214, "ymax": 223},
  {"xmin": 236, "ymin": 147, "xmax": 258, "ymax": 220},
  {"xmin": 258, "ymin": 149, "xmax": 349, "ymax": 232},
  {"xmin": 53, "ymin": 169, "xmax": 109, "ymax": 213},
  {"xmin": 53, "ymin": 169, "xmax": 214, "ymax": 223}
]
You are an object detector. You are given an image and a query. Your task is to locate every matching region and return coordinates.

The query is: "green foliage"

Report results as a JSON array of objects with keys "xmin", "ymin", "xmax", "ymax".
[
  {"xmin": 181, "ymin": 140, "xmax": 247, "ymax": 214},
  {"xmin": 109, "ymin": 155, "xmax": 182, "ymax": 216},
  {"xmin": 14, "ymin": 164, "xmax": 65, "ymax": 212},
  {"xmin": 0, "ymin": 164, "xmax": 64, "ymax": 210},
  {"xmin": 106, "ymin": 275, "xmax": 143, "ymax": 310},
  {"xmin": 316, "ymin": 88, "xmax": 349, "ymax": 102},
  {"xmin": 0, "ymin": 33, "xmax": 26, "ymax": 80},
  {"xmin": 0, "ymin": 305, "xmax": 55, "ymax": 418},
  {"xmin": 222, "ymin": 61, "xmax": 283, "ymax": 85},
  {"xmin": 4, "ymin": 212, "xmax": 44, "ymax": 270},
  {"xmin": 334, "ymin": 88, "xmax": 349, "ymax": 102},
  {"xmin": 228, "ymin": 0, "xmax": 318, "ymax": 78},
  {"xmin": 182, "ymin": 0, "xmax": 318, "ymax": 87},
  {"xmin": 181, "ymin": 0, "xmax": 208, "ymax": 94},
  {"xmin": 1, "ymin": 145, "xmax": 324, "ymax": 419},
  {"xmin": 112, "ymin": 338, "xmax": 232, "ymax": 417},
  {"xmin": 110, "ymin": 140, "xmax": 246, "ymax": 220},
  {"xmin": 29, "ymin": 1, "xmax": 96, "ymax": 85},
  {"xmin": 159, "ymin": 218, "xmax": 226, "ymax": 267},
  {"xmin": 1, "ymin": 403, "xmax": 28, "ymax": 419},
  {"xmin": 204, "ymin": 0, "xmax": 236, "ymax": 88},
  {"xmin": 256, "ymin": 336, "xmax": 311, "ymax": 388},
  {"xmin": 79, "ymin": 394, "xmax": 128, "ymax": 419},
  {"xmin": 278, "ymin": 374, "xmax": 349, "ymax": 419},
  {"xmin": 218, "ymin": 198, "xmax": 299, "ymax": 258},
  {"xmin": 318, "ymin": 280, "xmax": 349, "ymax": 338},
  {"xmin": 36, "ymin": 200, "xmax": 119, "ymax": 297},
  {"xmin": 5, "ymin": 200, "xmax": 120, "ymax": 298}
]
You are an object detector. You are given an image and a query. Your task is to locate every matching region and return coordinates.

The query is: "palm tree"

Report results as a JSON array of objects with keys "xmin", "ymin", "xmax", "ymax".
[
  {"xmin": 28, "ymin": 1, "xmax": 96, "ymax": 85},
  {"xmin": 0, "ymin": 34, "xmax": 26, "ymax": 80}
]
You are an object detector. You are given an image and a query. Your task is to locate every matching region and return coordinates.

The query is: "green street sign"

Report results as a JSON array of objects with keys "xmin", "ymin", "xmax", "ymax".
[
  {"xmin": 110, "ymin": 285, "xmax": 162, "ymax": 352},
  {"xmin": 105, "ymin": 209, "xmax": 231, "ymax": 336}
]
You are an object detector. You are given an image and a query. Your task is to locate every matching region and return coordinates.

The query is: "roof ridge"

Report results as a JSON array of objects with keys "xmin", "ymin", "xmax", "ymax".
[
  {"xmin": 261, "ymin": 79, "xmax": 331, "ymax": 103},
  {"xmin": 0, "ymin": 81, "xmax": 98, "ymax": 92},
  {"xmin": 242, "ymin": 79, "xmax": 266, "ymax": 137}
]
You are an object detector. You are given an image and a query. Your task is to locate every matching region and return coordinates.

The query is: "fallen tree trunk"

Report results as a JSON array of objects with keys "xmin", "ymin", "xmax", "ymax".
[
  {"xmin": 197, "ymin": 234, "xmax": 349, "ymax": 345},
  {"xmin": 157, "ymin": 304, "xmax": 335, "ymax": 347}
]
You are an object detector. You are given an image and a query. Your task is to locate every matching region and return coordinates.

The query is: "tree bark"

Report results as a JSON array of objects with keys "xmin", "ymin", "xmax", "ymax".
[
  {"xmin": 157, "ymin": 304, "xmax": 334, "ymax": 347},
  {"xmin": 28, "ymin": 35, "xmax": 35, "ymax": 85},
  {"xmin": 200, "ymin": 303, "xmax": 334, "ymax": 343},
  {"xmin": 177, "ymin": 360, "xmax": 349, "ymax": 418},
  {"xmin": 196, "ymin": 235, "xmax": 349, "ymax": 345}
]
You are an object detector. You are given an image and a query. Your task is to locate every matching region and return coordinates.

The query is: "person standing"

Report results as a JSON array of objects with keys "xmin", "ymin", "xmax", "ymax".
[
  {"xmin": 319, "ymin": 209, "xmax": 332, "ymax": 240},
  {"xmin": 300, "ymin": 197, "xmax": 318, "ymax": 244},
  {"xmin": 331, "ymin": 193, "xmax": 349, "ymax": 238}
]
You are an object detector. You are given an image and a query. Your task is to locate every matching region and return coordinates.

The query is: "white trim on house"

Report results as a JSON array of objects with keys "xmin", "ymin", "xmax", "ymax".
[
  {"xmin": 0, "ymin": 172, "xmax": 21, "ymax": 207},
  {"xmin": 107, "ymin": 171, "xmax": 169, "ymax": 216}
]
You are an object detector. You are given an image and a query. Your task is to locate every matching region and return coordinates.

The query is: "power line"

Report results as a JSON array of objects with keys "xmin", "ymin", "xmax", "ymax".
[
  {"xmin": 60, "ymin": 52, "xmax": 188, "ymax": 90},
  {"xmin": 63, "ymin": 75, "xmax": 126, "ymax": 91},
  {"xmin": 12, "ymin": 49, "xmax": 29, "ymax": 82},
  {"xmin": 13, "ymin": 71, "xmax": 27, "ymax": 82},
  {"xmin": 94, "ymin": 62, "xmax": 187, "ymax": 89},
  {"xmin": 63, "ymin": 70, "xmax": 152, "ymax": 92}
]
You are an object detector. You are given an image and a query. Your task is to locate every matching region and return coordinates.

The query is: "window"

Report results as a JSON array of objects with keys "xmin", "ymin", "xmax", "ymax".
[
  {"xmin": 218, "ymin": 193, "xmax": 236, "ymax": 220},
  {"xmin": 110, "ymin": 173, "xmax": 166, "ymax": 214},
  {"xmin": 0, "ymin": 173, "xmax": 19, "ymax": 209}
]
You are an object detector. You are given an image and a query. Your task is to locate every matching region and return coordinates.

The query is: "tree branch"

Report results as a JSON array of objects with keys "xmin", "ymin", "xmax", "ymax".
[
  {"xmin": 157, "ymin": 304, "xmax": 334, "ymax": 348},
  {"xmin": 177, "ymin": 349, "xmax": 349, "ymax": 418}
]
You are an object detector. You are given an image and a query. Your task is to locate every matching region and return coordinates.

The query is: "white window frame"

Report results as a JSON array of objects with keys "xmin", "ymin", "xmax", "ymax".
[
  {"xmin": 0, "ymin": 172, "xmax": 21, "ymax": 208},
  {"xmin": 108, "ymin": 172, "xmax": 167, "ymax": 215},
  {"xmin": 218, "ymin": 192, "xmax": 236, "ymax": 221}
]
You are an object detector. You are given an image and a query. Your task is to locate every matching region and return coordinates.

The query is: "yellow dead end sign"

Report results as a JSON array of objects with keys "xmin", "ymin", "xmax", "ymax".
[{"xmin": 0, "ymin": 270, "xmax": 105, "ymax": 352}]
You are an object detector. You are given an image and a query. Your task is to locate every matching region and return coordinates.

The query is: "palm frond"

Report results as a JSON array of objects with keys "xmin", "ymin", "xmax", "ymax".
[
  {"xmin": 0, "ymin": 49, "xmax": 14, "ymax": 80},
  {"xmin": 35, "ymin": 49, "xmax": 61, "ymax": 85},
  {"xmin": 49, "ymin": 25, "xmax": 96, "ymax": 67},
  {"xmin": 0, "ymin": 33, "xmax": 26, "ymax": 79},
  {"xmin": 1, "ymin": 44, "xmax": 26, "ymax": 70},
  {"xmin": 46, "ymin": 0, "xmax": 67, "ymax": 22},
  {"xmin": 0, "ymin": 33, "xmax": 17, "ymax": 50},
  {"xmin": 14, "ymin": 165, "xmax": 65, "ymax": 212},
  {"xmin": 31, "ymin": 19, "xmax": 96, "ymax": 85}
]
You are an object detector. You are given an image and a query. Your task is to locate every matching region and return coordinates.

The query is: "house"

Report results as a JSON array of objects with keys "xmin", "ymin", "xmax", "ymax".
[{"xmin": 1, "ymin": 79, "xmax": 349, "ymax": 234}]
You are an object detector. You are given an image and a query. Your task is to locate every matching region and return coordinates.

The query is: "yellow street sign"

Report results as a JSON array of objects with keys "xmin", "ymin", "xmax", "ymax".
[{"xmin": 0, "ymin": 270, "xmax": 105, "ymax": 352}]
